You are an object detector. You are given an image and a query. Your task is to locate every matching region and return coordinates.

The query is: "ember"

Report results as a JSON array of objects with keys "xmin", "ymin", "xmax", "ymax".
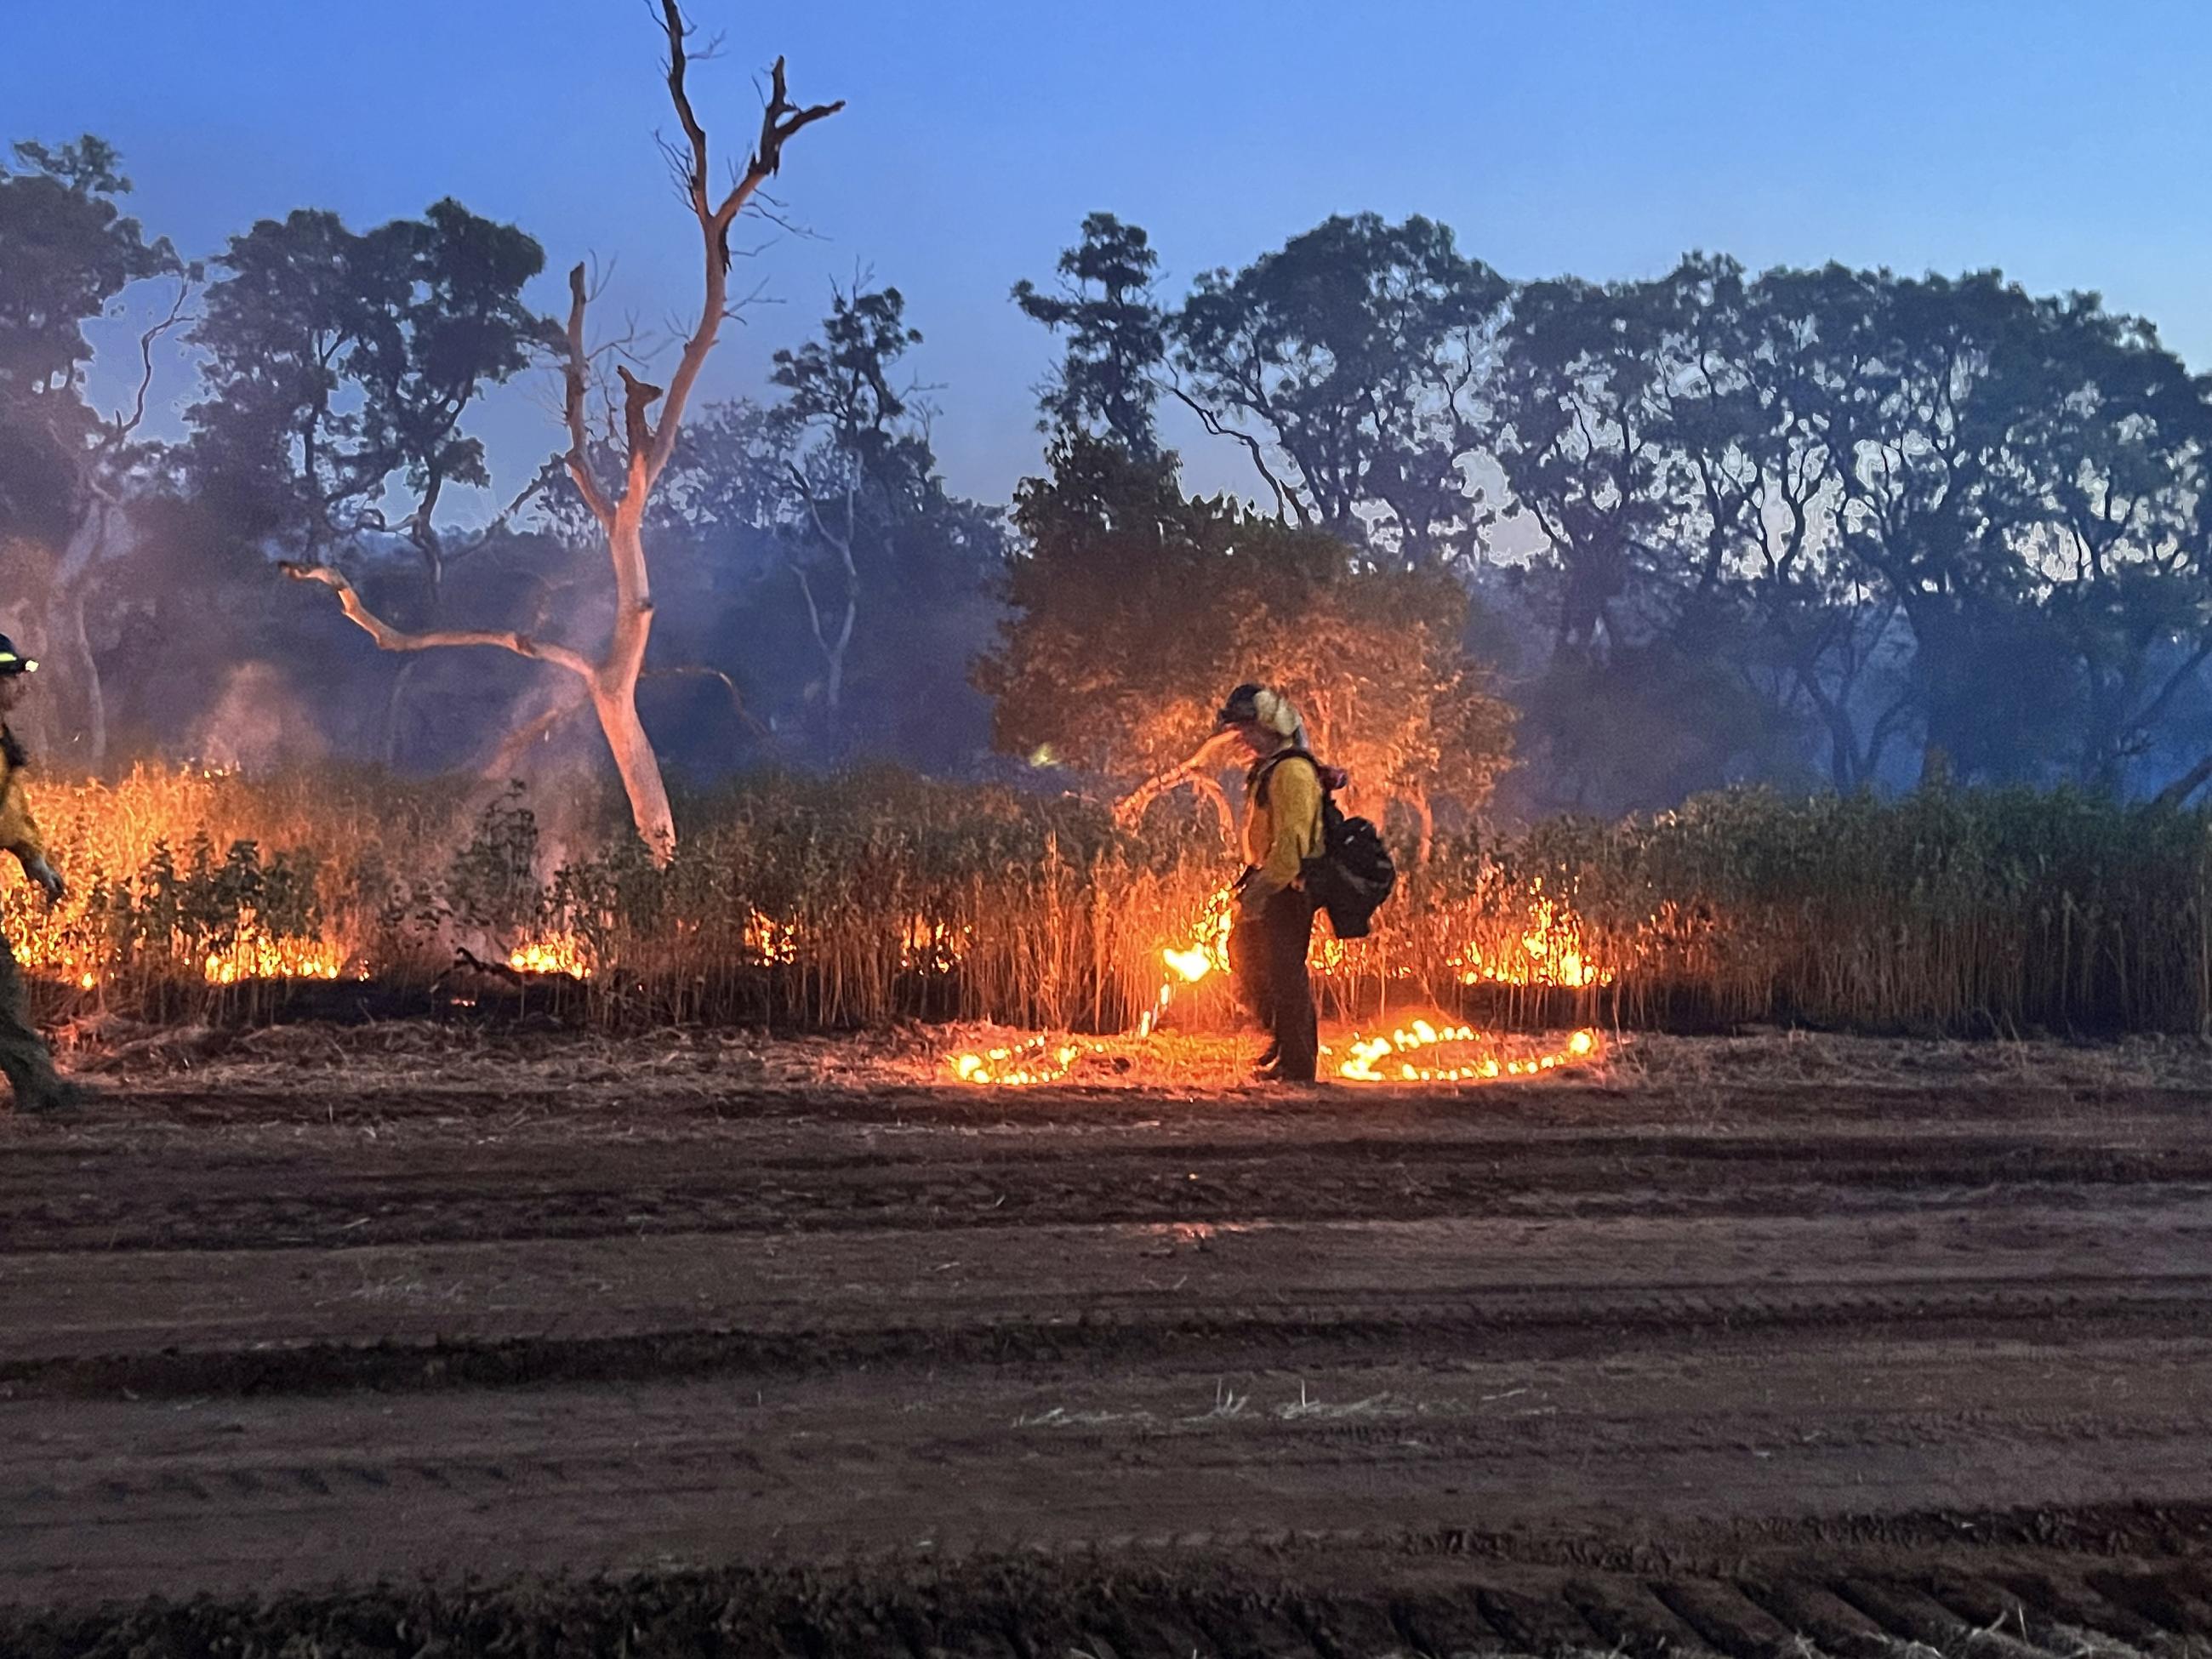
[
  {"xmin": 949, "ymin": 1035, "xmax": 1092, "ymax": 1086},
  {"xmin": 1336, "ymin": 1019, "xmax": 1600, "ymax": 1083}
]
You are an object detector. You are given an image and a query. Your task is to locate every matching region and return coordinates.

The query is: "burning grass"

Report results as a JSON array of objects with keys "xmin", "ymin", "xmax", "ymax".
[
  {"xmin": 4, "ymin": 763, "xmax": 2209, "ymax": 1044},
  {"xmin": 939, "ymin": 1020, "xmax": 1608, "ymax": 1090}
]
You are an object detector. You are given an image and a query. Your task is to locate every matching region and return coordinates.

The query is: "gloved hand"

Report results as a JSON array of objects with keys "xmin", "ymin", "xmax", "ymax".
[{"xmin": 21, "ymin": 854, "xmax": 65, "ymax": 904}]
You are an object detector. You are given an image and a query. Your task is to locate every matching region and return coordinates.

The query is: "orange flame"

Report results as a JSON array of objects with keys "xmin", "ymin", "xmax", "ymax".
[
  {"xmin": 1160, "ymin": 886, "xmax": 1234, "ymax": 984},
  {"xmin": 1451, "ymin": 894, "xmax": 1611, "ymax": 989},
  {"xmin": 745, "ymin": 909, "xmax": 799, "ymax": 966},
  {"xmin": 203, "ymin": 926, "xmax": 347, "ymax": 984},
  {"xmin": 949, "ymin": 1035, "xmax": 1090, "ymax": 1086},
  {"xmin": 508, "ymin": 934, "xmax": 593, "ymax": 978},
  {"xmin": 903, "ymin": 914, "xmax": 972, "ymax": 973},
  {"xmin": 1337, "ymin": 1020, "xmax": 1600, "ymax": 1083}
]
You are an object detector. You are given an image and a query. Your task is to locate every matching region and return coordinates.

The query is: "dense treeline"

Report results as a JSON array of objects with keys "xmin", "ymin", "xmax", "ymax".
[
  {"xmin": 7, "ymin": 134, "xmax": 2212, "ymax": 825},
  {"xmin": 1010, "ymin": 214, "xmax": 2212, "ymax": 818}
]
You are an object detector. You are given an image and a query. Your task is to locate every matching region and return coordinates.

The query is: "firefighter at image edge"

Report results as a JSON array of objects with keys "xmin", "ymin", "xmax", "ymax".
[
  {"xmin": 0, "ymin": 636, "xmax": 89, "ymax": 1115},
  {"xmin": 1217, "ymin": 681, "xmax": 1333, "ymax": 1085}
]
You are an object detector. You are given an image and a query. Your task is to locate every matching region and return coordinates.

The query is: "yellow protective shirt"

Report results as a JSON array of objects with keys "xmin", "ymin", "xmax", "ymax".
[
  {"xmin": 1241, "ymin": 748, "xmax": 1322, "ymax": 899},
  {"xmin": 0, "ymin": 730, "xmax": 47, "ymax": 868}
]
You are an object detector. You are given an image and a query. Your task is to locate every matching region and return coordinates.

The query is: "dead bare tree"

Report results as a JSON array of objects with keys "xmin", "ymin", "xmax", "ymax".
[
  {"xmin": 788, "ymin": 468, "xmax": 860, "ymax": 713},
  {"xmin": 36, "ymin": 280, "xmax": 196, "ymax": 770},
  {"xmin": 285, "ymin": 3, "xmax": 841, "ymax": 861}
]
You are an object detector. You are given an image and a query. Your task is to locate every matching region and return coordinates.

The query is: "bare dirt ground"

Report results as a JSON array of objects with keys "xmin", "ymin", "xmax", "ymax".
[{"xmin": 3, "ymin": 1022, "xmax": 2210, "ymax": 1654}]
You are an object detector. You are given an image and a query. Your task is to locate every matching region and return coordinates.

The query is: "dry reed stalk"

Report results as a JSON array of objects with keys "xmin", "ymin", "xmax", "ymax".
[{"xmin": 6, "ymin": 765, "xmax": 2205, "ymax": 1039}]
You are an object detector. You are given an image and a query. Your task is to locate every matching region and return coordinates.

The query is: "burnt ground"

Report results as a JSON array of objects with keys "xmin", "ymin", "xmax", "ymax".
[{"xmin": 2, "ymin": 1023, "xmax": 2210, "ymax": 1654}]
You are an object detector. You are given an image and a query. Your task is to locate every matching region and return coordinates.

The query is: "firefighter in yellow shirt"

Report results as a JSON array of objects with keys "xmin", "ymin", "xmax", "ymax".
[
  {"xmin": 1217, "ymin": 682, "xmax": 1323, "ymax": 1083},
  {"xmin": 0, "ymin": 637, "xmax": 86, "ymax": 1114}
]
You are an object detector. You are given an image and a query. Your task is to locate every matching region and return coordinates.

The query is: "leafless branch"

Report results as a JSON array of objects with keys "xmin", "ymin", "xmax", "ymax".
[
  {"xmin": 280, "ymin": 562, "xmax": 597, "ymax": 681},
  {"xmin": 481, "ymin": 682, "xmax": 593, "ymax": 782},
  {"xmin": 1113, "ymin": 730, "xmax": 1245, "ymax": 832},
  {"xmin": 788, "ymin": 557, "xmax": 827, "ymax": 646},
  {"xmin": 106, "ymin": 279, "xmax": 195, "ymax": 452},
  {"xmin": 738, "ymin": 192, "xmax": 821, "ymax": 242},
  {"xmin": 619, "ymin": 365, "xmax": 664, "ymax": 469},
  {"xmin": 1164, "ymin": 381, "xmax": 1311, "ymax": 527},
  {"xmin": 748, "ymin": 55, "xmax": 847, "ymax": 195},
  {"xmin": 642, "ymin": 663, "xmax": 769, "ymax": 735},
  {"xmin": 562, "ymin": 265, "xmax": 618, "ymax": 528},
  {"xmin": 659, "ymin": 0, "xmax": 715, "ymax": 219},
  {"xmin": 789, "ymin": 463, "xmax": 859, "ymax": 569},
  {"xmin": 642, "ymin": 3, "xmax": 841, "ymax": 488}
]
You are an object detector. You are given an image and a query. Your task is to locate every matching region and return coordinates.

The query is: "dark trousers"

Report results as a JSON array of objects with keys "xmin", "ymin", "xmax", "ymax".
[
  {"xmin": 1231, "ymin": 886, "xmax": 1319, "ymax": 1082},
  {"xmin": 0, "ymin": 935, "xmax": 60, "ymax": 1109}
]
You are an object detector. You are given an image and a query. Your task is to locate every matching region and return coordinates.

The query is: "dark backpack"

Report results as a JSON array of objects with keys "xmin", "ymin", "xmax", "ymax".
[{"xmin": 1256, "ymin": 751, "xmax": 1398, "ymax": 939}]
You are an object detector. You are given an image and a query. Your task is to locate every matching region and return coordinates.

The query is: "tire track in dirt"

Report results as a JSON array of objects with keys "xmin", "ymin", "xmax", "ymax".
[
  {"xmin": 5, "ymin": 1274, "xmax": 2210, "ymax": 1400},
  {"xmin": 5, "ymin": 1514, "xmax": 2211, "ymax": 1654},
  {"xmin": 3, "ymin": 1060, "xmax": 2210, "ymax": 1644},
  {"xmin": 5, "ymin": 1125, "xmax": 2210, "ymax": 1251}
]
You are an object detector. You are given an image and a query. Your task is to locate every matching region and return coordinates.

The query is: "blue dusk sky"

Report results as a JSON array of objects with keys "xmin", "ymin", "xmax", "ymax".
[{"xmin": 5, "ymin": 0, "xmax": 2208, "ymax": 514}]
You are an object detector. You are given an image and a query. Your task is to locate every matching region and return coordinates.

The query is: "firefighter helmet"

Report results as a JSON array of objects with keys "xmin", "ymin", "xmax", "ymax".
[{"xmin": 1215, "ymin": 681, "xmax": 1301, "ymax": 739}]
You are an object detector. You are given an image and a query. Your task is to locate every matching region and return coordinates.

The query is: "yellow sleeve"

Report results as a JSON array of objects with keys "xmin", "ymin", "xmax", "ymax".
[
  {"xmin": 1249, "ymin": 758, "xmax": 1321, "ymax": 897},
  {"xmin": 0, "ymin": 771, "xmax": 46, "ymax": 866}
]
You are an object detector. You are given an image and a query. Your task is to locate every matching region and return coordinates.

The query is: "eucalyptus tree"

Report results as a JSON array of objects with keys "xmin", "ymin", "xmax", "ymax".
[
  {"xmin": 1013, "ymin": 212, "xmax": 1168, "ymax": 460},
  {"xmin": 0, "ymin": 135, "xmax": 184, "ymax": 765},
  {"xmin": 278, "ymin": 2, "xmax": 841, "ymax": 858},
  {"xmin": 1172, "ymin": 213, "xmax": 1510, "ymax": 570}
]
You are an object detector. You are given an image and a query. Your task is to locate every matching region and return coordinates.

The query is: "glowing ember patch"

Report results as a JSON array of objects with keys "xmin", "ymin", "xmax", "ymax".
[
  {"xmin": 947, "ymin": 1034, "xmax": 1098, "ymax": 1086},
  {"xmin": 1336, "ymin": 1019, "xmax": 1604, "ymax": 1084},
  {"xmin": 509, "ymin": 936, "xmax": 593, "ymax": 978}
]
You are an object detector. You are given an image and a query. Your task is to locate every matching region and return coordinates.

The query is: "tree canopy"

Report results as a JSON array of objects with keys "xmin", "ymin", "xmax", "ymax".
[
  {"xmin": 13, "ymin": 133, "xmax": 2212, "ymax": 824},
  {"xmin": 977, "ymin": 435, "xmax": 1514, "ymax": 846}
]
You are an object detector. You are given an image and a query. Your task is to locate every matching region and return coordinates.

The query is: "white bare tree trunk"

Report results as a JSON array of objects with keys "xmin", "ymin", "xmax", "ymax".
[
  {"xmin": 66, "ymin": 588, "xmax": 104, "ymax": 771},
  {"xmin": 286, "ymin": 4, "xmax": 839, "ymax": 865}
]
